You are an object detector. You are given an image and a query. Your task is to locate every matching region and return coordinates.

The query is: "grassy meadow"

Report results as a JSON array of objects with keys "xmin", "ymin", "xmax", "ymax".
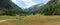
[{"xmin": 0, "ymin": 15, "xmax": 60, "ymax": 25}]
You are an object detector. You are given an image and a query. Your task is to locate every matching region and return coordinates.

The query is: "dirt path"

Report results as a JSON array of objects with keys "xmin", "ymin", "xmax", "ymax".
[{"xmin": 0, "ymin": 19, "xmax": 17, "ymax": 22}]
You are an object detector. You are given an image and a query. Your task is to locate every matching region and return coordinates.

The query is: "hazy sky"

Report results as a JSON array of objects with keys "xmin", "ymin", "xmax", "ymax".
[{"xmin": 11, "ymin": 0, "xmax": 50, "ymax": 9}]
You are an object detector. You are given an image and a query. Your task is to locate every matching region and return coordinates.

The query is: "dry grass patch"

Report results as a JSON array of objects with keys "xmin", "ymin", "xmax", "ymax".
[
  {"xmin": 1, "ymin": 22, "xmax": 17, "ymax": 25},
  {"xmin": 18, "ymin": 15, "xmax": 60, "ymax": 25},
  {"xmin": 0, "ymin": 15, "xmax": 60, "ymax": 25}
]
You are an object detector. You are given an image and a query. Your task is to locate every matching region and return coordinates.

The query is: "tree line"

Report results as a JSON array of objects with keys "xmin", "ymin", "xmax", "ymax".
[{"xmin": 0, "ymin": 0, "xmax": 60, "ymax": 16}]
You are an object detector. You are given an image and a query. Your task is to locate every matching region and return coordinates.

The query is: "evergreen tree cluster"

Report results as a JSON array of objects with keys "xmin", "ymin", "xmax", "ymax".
[
  {"xmin": 0, "ymin": 0, "xmax": 27, "ymax": 16},
  {"xmin": 38, "ymin": 0, "xmax": 60, "ymax": 15},
  {"xmin": 0, "ymin": 0, "xmax": 60, "ymax": 16}
]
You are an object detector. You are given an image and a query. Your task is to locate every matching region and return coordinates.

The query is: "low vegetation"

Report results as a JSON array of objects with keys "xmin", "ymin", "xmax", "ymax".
[{"xmin": 0, "ymin": 15, "xmax": 60, "ymax": 25}]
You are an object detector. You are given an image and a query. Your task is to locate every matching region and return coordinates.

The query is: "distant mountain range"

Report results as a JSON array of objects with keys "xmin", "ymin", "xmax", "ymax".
[{"xmin": 23, "ymin": 3, "xmax": 44, "ymax": 13}]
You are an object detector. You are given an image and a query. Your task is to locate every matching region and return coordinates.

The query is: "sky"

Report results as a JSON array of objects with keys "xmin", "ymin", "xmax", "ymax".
[{"xmin": 11, "ymin": 0, "xmax": 50, "ymax": 9}]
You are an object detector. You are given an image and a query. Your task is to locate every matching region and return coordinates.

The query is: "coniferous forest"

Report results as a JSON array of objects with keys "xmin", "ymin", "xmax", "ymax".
[
  {"xmin": 37, "ymin": 0, "xmax": 60, "ymax": 15},
  {"xmin": 0, "ymin": 0, "xmax": 60, "ymax": 16},
  {"xmin": 0, "ymin": 0, "xmax": 28, "ymax": 16}
]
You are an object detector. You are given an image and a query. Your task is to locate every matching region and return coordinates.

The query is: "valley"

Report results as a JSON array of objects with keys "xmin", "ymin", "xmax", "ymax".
[{"xmin": 0, "ymin": 0, "xmax": 60, "ymax": 25}]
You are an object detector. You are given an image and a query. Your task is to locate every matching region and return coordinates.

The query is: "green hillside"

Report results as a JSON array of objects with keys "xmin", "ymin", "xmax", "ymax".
[
  {"xmin": 0, "ymin": 0, "xmax": 26, "ymax": 16},
  {"xmin": 0, "ymin": 0, "xmax": 60, "ymax": 16},
  {"xmin": 38, "ymin": 0, "xmax": 60, "ymax": 15}
]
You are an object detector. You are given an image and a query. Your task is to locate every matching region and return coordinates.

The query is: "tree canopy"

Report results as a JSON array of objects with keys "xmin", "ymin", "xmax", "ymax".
[
  {"xmin": 0, "ymin": 0, "xmax": 26, "ymax": 16},
  {"xmin": 38, "ymin": 0, "xmax": 60, "ymax": 15}
]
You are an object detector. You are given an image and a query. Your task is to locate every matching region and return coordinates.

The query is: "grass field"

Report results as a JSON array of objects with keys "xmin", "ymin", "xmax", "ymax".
[{"xmin": 0, "ymin": 15, "xmax": 60, "ymax": 25}]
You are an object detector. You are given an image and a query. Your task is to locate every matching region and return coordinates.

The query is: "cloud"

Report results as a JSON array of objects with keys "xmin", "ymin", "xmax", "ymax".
[
  {"xmin": 11, "ymin": 0, "xmax": 37, "ymax": 8},
  {"xmin": 21, "ymin": 0, "xmax": 37, "ymax": 7},
  {"xmin": 11, "ymin": 0, "xmax": 17, "ymax": 3}
]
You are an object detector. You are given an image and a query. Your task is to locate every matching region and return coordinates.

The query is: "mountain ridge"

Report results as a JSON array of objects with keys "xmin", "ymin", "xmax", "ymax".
[
  {"xmin": 0, "ymin": 0, "xmax": 24, "ymax": 16},
  {"xmin": 23, "ymin": 3, "xmax": 44, "ymax": 13},
  {"xmin": 37, "ymin": 0, "xmax": 60, "ymax": 15}
]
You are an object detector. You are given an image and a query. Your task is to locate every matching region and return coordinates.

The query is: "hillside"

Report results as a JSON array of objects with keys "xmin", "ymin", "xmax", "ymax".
[
  {"xmin": 38, "ymin": 0, "xmax": 60, "ymax": 15},
  {"xmin": 24, "ymin": 3, "xmax": 44, "ymax": 13},
  {"xmin": 0, "ymin": 0, "xmax": 60, "ymax": 16},
  {"xmin": 0, "ymin": 0, "xmax": 25, "ymax": 16}
]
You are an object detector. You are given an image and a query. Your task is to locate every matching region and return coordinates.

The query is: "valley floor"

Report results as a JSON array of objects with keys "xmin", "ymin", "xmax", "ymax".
[{"xmin": 0, "ymin": 15, "xmax": 60, "ymax": 25}]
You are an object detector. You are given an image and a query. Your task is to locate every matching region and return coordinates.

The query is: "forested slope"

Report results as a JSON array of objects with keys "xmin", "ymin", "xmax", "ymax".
[
  {"xmin": 38, "ymin": 0, "xmax": 60, "ymax": 15},
  {"xmin": 0, "ymin": 0, "xmax": 60, "ymax": 16},
  {"xmin": 0, "ymin": 0, "xmax": 25, "ymax": 16}
]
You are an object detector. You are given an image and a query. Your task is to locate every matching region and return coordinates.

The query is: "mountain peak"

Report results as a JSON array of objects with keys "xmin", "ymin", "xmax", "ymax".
[
  {"xmin": 11, "ymin": 0, "xmax": 50, "ymax": 9},
  {"xmin": 23, "ymin": 3, "xmax": 44, "ymax": 12}
]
